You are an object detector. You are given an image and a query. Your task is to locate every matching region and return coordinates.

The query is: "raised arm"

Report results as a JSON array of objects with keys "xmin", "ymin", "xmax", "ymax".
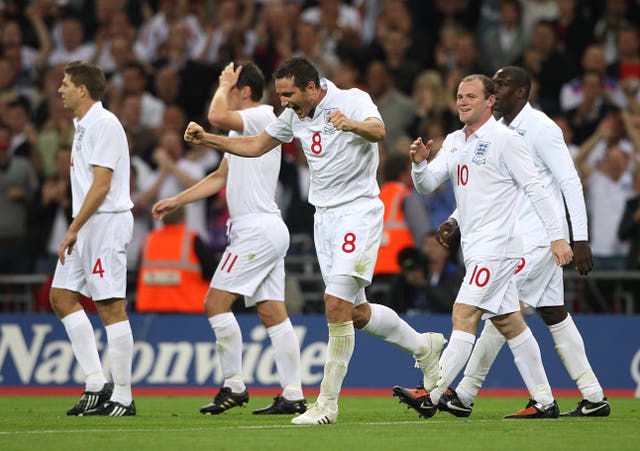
[
  {"xmin": 184, "ymin": 121, "xmax": 281, "ymax": 158},
  {"xmin": 208, "ymin": 62, "xmax": 244, "ymax": 132},
  {"xmin": 152, "ymin": 158, "xmax": 229, "ymax": 221}
]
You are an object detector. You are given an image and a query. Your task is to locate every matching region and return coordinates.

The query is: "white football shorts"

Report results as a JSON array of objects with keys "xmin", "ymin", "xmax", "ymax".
[
  {"xmin": 456, "ymin": 257, "xmax": 520, "ymax": 318},
  {"xmin": 314, "ymin": 196, "xmax": 383, "ymax": 304},
  {"xmin": 52, "ymin": 211, "xmax": 133, "ymax": 301},
  {"xmin": 515, "ymin": 245, "xmax": 563, "ymax": 308},
  {"xmin": 211, "ymin": 213, "xmax": 289, "ymax": 307}
]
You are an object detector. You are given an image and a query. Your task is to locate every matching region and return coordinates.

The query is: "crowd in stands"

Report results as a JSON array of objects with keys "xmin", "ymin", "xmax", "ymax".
[{"xmin": 1, "ymin": 0, "xmax": 640, "ymax": 313}]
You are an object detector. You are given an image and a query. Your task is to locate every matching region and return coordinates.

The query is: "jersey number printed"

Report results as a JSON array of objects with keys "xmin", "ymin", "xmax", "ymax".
[
  {"xmin": 342, "ymin": 232, "xmax": 356, "ymax": 253},
  {"xmin": 457, "ymin": 164, "xmax": 469, "ymax": 186},
  {"xmin": 310, "ymin": 132, "xmax": 323, "ymax": 155},
  {"xmin": 92, "ymin": 258, "xmax": 105, "ymax": 278},
  {"xmin": 468, "ymin": 264, "xmax": 490, "ymax": 287}
]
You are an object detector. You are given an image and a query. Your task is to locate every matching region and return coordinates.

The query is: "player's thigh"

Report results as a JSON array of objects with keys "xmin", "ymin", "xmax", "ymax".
[
  {"xmin": 315, "ymin": 198, "xmax": 383, "ymax": 283},
  {"xmin": 456, "ymin": 258, "xmax": 520, "ymax": 318},
  {"xmin": 84, "ymin": 212, "xmax": 133, "ymax": 301},
  {"xmin": 515, "ymin": 247, "xmax": 563, "ymax": 308},
  {"xmin": 212, "ymin": 217, "xmax": 288, "ymax": 301}
]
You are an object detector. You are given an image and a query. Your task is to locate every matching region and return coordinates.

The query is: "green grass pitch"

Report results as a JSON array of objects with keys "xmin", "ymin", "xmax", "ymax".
[{"xmin": 0, "ymin": 395, "xmax": 638, "ymax": 451}]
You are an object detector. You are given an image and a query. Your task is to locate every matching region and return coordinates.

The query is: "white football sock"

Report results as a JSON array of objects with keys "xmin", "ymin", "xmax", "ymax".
[
  {"xmin": 61, "ymin": 310, "xmax": 107, "ymax": 392},
  {"xmin": 317, "ymin": 321, "xmax": 355, "ymax": 408},
  {"xmin": 361, "ymin": 303, "xmax": 423, "ymax": 355},
  {"xmin": 457, "ymin": 320, "xmax": 506, "ymax": 407},
  {"xmin": 267, "ymin": 318, "xmax": 303, "ymax": 400},
  {"xmin": 549, "ymin": 314, "xmax": 604, "ymax": 402},
  {"xmin": 209, "ymin": 312, "xmax": 246, "ymax": 393},
  {"xmin": 430, "ymin": 330, "xmax": 475, "ymax": 404},
  {"xmin": 508, "ymin": 327, "xmax": 553, "ymax": 405},
  {"xmin": 105, "ymin": 320, "xmax": 133, "ymax": 405}
]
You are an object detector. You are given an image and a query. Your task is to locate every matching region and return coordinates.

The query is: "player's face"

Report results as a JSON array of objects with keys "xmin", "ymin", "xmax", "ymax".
[
  {"xmin": 275, "ymin": 76, "xmax": 316, "ymax": 119},
  {"xmin": 492, "ymin": 69, "xmax": 518, "ymax": 116},
  {"xmin": 58, "ymin": 73, "xmax": 82, "ymax": 112},
  {"xmin": 456, "ymin": 79, "xmax": 495, "ymax": 126}
]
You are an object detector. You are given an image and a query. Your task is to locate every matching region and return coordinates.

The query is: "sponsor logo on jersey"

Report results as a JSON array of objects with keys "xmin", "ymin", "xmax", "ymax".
[{"xmin": 472, "ymin": 141, "xmax": 490, "ymax": 165}]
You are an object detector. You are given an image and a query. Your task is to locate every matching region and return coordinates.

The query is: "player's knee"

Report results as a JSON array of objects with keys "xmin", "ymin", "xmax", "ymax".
[
  {"xmin": 256, "ymin": 300, "xmax": 288, "ymax": 327},
  {"xmin": 537, "ymin": 305, "xmax": 567, "ymax": 325}
]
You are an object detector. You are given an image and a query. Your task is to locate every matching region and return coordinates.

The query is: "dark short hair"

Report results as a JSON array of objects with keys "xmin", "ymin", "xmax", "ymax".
[
  {"xmin": 235, "ymin": 62, "xmax": 265, "ymax": 102},
  {"xmin": 499, "ymin": 66, "xmax": 532, "ymax": 96},
  {"xmin": 273, "ymin": 56, "xmax": 320, "ymax": 90},
  {"xmin": 64, "ymin": 61, "xmax": 106, "ymax": 100}
]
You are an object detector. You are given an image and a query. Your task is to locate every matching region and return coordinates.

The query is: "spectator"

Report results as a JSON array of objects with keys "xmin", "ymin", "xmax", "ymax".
[
  {"xmin": 594, "ymin": 0, "xmax": 631, "ymax": 65},
  {"xmin": 47, "ymin": 17, "xmax": 96, "ymax": 66},
  {"xmin": 409, "ymin": 70, "xmax": 459, "ymax": 137},
  {"xmin": 576, "ymin": 142, "xmax": 633, "ymax": 270},
  {"xmin": 387, "ymin": 235, "xmax": 462, "ymax": 314},
  {"xmin": 35, "ymin": 96, "xmax": 74, "ymax": 179},
  {"xmin": 299, "ymin": 0, "xmax": 364, "ymax": 56},
  {"xmin": 138, "ymin": 128, "xmax": 208, "ymax": 242},
  {"xmin": 136, "ymin": 206, "xmax": 214, "ymax": 313},
  {"xmin": 1, "ymin": 6, "xmax": 52, "ymax": 85},
  {"xmin": 374, "ymin": 151, "xmax": 431, "ymax": 279},
  {"xmin": 566, "ymin": 71, "xmax": 618, "ymax": 144},
  {"xmin": 607, "ymin": 26, "xmax": 640, "ymax": 89},
  {"xmin": 0, "ymin": 122, "xmax": 39, "ymax": 274},
  {"xmin": 560, "ymin": 44, "xmax": 627, "ymax": 113},
  {"xmin": 379, "ymin": 27, "xmax": 423, "ymax": 96},
  {"xmin": 518, "ymin": 19, "xmax": 577, "ymax": 113},
  {"xmin": 481, "ymin": 0, "xmax": 527, "ymax": 74},
  {"xmin": 292, "ymin": 21, "xmax": 338, "ymax": 80},
  {"xmin": 120, "ymin": 62, "xmax": 165, "ymax": 130},
  {"xmin": 194, "ymin": 0, "xmax": 257, "ymax": 65},
  {"xmin": 553, "ymin": 0, "xmax": 595, "ymax": 59},
  {"xmin": 28, "ymin": 145, "xmax": 72, "ymax": 274},
  {"xmin": 364, "ymin": 60, "xmax": 417, "ymax": 154},
  {"xmin": 618, "ymin": 167, "xmax": 640, "ymax": 270}
]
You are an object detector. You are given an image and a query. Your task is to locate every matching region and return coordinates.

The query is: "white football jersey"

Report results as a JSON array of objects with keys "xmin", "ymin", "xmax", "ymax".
[
  {"xmin": 500, "ymin": 103, "xmax": 588, "ymax": 250},
  {"xmin": 266, "ymin": 78, "xmax": 382, "ymax": 208},
  {"xmin": 226, "ymin": 104, "xmax": 281, "ymax": 217},
  {"xmin": 70, "ymin": 101, "xmax": 133, "ymax": 216},
  {"xmin": 412, "ymin": 116, "xmax": 563, "ymax": 262}
]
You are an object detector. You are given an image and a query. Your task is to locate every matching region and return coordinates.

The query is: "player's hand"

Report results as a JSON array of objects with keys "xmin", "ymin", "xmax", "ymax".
[
  {"xmin": 152, "ymin": 197, "xmax": 180, "ymax": 221},
  {"xmin": 184, "ymin": 121, "xmax": 205, "ymax": 144},
  {"xmin": 436, "ymin": 218, "xmax": 458, "ymax": 248},
  {"xmin": 326, "ymin": 110, "xmax": 354, "ymax": 132},
  {"xmin": 550, "ymin": 239, "xmax": 573, "ymax": 267},
  {"xmin": 219, "ymin": 62, "xmax": 242, "ymax": 88},
  {"xmin": 58, "ymin": 230, "xmax": 78, "ymax": 264},
  {"xmin": 409, "ymin": 137, "xmax": 433, "ymax": 164},
  {"xmin": 572, "ymin": 240, "xmax": 593, "ymax": 275}
]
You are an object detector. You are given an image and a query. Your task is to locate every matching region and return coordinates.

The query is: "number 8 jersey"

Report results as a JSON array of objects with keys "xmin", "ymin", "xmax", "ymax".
[{"xmin": 266, "ymin": 79, "xmax": 382, "ymax": 208}]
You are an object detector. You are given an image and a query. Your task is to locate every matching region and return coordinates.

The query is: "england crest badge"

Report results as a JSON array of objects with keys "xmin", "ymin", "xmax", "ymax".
[
  {"xmin": 472, "ymin": 141, "xmax": 490, "ymax": 165},
  {"xmin": 323, "ymin": 108, "xmax": 338, "ymax": 134}
]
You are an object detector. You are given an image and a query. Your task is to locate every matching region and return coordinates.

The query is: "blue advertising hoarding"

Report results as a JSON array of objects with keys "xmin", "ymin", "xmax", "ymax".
[{"xmin": 0, "ymin": 313, "xmax": 638, "ymax": 393}]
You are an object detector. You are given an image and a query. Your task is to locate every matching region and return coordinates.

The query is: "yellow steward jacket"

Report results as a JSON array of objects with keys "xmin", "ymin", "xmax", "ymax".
[{"xmin": 136, "ymin": 224, "xmax": 209, "ymax": 313}]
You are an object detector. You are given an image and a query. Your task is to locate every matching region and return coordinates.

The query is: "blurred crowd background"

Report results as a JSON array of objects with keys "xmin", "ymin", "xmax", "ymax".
[{"xmin": 1, "ymin": 0, "xmax": 640, "ymax": 315}]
